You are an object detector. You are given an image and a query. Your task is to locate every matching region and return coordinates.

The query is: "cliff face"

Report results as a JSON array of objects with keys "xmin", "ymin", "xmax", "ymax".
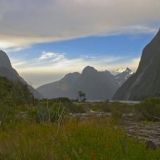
[
  {"xmin": 113, "ymin": 29, "xmax": 160, "ymax": 100},
  {"xmin": 0, "ymin": 50, "xmax": 42, "ymax": 99}
]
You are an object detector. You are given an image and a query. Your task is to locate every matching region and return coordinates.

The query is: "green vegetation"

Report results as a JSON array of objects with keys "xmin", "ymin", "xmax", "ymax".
[
  {"xmin": 0, "ymin": 77, "xmax": 160, "ymax": 159},
  {"xmin": 136, "ymin": 98, "xmax": 160, "ymax": 121},
  {"xmin": 78, "ymin": 90, "xmax": 86, "ymax": 102},
  {"xmin": 0, "ymin": 119, "xmax": 160, "ymax": 160},
  {"xmin": 0, "ymin": 77, "xmax": 33, "ymax": 125},
  {"xmin": 0, "ymin": 76, "xmax": 33, "ymax": 105},
  {"xmin": 86, "ymin": 98, "xmax": 160, "ymax": 122}
]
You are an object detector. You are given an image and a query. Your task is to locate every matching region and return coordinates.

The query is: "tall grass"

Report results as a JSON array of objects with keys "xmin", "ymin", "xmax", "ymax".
[{"xmin": 0, "ymin": 118, "xmax": 160, "ymax": 160}]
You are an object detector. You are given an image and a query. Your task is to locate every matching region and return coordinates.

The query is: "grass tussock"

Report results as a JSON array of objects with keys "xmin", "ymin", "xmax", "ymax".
[{"xmin": 0, "ymin": 119, "xmax": 160, "ymax": 160}]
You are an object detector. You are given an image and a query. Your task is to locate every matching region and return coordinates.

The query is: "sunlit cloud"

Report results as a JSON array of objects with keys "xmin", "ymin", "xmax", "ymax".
[
  {"xmin": 39, "ymin": 51, "xmax": 65, "ymax": 62},
  {"xmin": 0, "ymin": 41, "xmax": 17, "ymax": 49}
]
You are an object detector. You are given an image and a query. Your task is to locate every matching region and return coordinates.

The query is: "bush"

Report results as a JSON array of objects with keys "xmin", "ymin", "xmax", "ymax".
[
  {"xmin": 136, "ymin": 98, "xmax": 160, "ymax": 121},
  {"xmin": 0, "ymin": 103, "xmax": 16, "ymax": 125},
  {"xmin": 35, "ymin": 101, "xmax": 66, "ymax": 123},
  {"xmin": 0, "ymin": 77, "xmax": 33, "ymax": 106}
]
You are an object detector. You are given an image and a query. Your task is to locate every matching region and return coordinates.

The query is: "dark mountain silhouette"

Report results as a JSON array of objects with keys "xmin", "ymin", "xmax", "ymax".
[
  {"xmin": 37, "ymin": 66, "xmax": 120, "ymax": 100},
  {"xmin": 0, "ymin": 50, "xmax": 42, "ymax": 99},
  {"xmin": 113, "ymin": 29, "xmax": 160, "ymax": 100}
]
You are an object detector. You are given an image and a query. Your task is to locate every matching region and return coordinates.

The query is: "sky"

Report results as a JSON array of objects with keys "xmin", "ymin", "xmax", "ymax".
[{"xmin": 0, "ymin": 0, "xmax": 160, "ymax": 87}]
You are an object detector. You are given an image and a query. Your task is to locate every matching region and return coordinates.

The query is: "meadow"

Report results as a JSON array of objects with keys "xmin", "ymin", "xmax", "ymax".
[
  {"xmin": 0, "ymin": 97, "xmax": 160, "ymax": 159},
  {"xmin": 0, "ymin": 118, "xmax": 160, "ymax": 160}
]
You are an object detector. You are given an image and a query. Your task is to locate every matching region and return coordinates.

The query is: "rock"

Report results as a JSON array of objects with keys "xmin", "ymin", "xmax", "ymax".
[{"xmin": 145, "ymin": 140, "xmax": 157, "ymax": 150}]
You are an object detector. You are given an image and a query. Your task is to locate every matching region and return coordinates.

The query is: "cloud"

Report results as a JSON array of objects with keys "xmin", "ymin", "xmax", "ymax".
[
  {"xmin": 0, "ymin": 42, "xmax": 17, "ymax": 49},
  {"xmin": 11, "ymin": 51, "xmax": 140, "ymax": 87},
  {"xmin": 0, "ymin": 0, "xmax": 159, "ymax": 48},
  {"xmin": 39, "ymin": 51, "xmax": 65, "ymax": 62}
]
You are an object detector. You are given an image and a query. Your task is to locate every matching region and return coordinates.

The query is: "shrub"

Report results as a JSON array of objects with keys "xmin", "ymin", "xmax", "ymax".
[
  {"xmin": 136, "ymin": 98, "xmax": 160, "ymax": 121},
  {"xmin": 0, "ymin": 103, "xmax": 16, "ymax": 125},
  {"xmin": 35, "ymin": 101, "xmax": 66, "ymax": 123},
  {"xmin": 0, "ymin": 77, "xmax": 33, "ymax": 106}
]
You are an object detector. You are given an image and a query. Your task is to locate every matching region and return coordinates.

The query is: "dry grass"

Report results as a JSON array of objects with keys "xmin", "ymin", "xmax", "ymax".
[{"xmin": 0, "ymin": 118, "xmax": 160, "ymax": 160}]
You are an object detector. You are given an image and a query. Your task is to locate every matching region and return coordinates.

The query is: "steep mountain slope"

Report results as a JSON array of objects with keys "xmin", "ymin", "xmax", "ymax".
[
  {"xmin": 0, "ymin": 50, "xmax": 42, "ymax": 99},
  {"xmin": 113, "ymin": 29, "xmax": 160, "ymax": 100},
  {"xmin": 115, "ymin": 68, "xmax": 133, "ymax": 86},
  {"xmin": 37, "ymin": 66, "xmax": 119, "ymax": 100},
  {"xmin": 0, "ymin": 76, "xmax": 33, "ymax": 105},
  {"xmin": 37, "ymin": 72, "xmax": 81, "ymax": 99}
]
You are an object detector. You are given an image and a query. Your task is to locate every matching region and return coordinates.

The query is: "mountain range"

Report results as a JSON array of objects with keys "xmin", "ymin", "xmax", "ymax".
[
  {"xmin": 0, "ymin": 49, "xmax": 133, "ymax": 101},
  {"xmin": 113, "ymin": 29, "xmax": 160, "ymax": 100},
  {"xmin": 37, "ymin": 66, "xmax": 132, "ymax": 100},
  {"xmin": 1, "ymin": 29, "xmax": 160, "ymax": 101}
]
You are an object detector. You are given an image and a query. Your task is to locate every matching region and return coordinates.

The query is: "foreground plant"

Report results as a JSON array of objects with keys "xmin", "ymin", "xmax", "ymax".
[{"xmin": 0, "ymin": 118, "xmax": 160, "ymax": 160}]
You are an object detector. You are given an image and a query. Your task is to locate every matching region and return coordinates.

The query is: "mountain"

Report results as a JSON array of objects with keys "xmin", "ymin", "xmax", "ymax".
[
  {"xmin": 115, "ymin": 68, "xmax": 133, "ymax": 86},
  {"xmin": 113, "ymin": 29, "xmax": 160, "ymax": 100},
  {"xmin": 37, "ymin": 66, "xmax": 119, "ymax": 100},
  {"xmin": 0, "ymin": 50, "xmax": 42, "ymax": 99},
  {"xmin": 0, "ymin": 76, "xmax": 33, "ymax": 105}
]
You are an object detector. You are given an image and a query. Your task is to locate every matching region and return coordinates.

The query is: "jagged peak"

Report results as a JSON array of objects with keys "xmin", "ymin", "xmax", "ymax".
[
  {"xmin": 63, "ymin": 72, "xmax": 80, "ymax": 80},
  {"xmin": 0, "ymin": 50, "xmax": 12, "ymax": 68},
  {"xmin": 149, "ymin": 28, "xmax": 160, "ymax": 44},
  {"xmin": 82, "ymin": 66, "xmax": 97, "ymax": 74},
  {"xmin": 125, "ymin": 67, "xmax": 132, "ymax": 73},
  {"xmin": 0, "ymin": 50, "xmax": 7, "ymax": 54},
  {"xmin": 115, "ymin": 67, "xmax": 131, "ymax": 73},
  {"xmin": 154, "ymin": 28, "xmax": 160, "ymax": 37}
]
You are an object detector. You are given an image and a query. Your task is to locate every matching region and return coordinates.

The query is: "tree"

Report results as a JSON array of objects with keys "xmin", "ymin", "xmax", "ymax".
[{"xmin": 78, "ymin": 91, "xmax": 86, "ymax": 102}]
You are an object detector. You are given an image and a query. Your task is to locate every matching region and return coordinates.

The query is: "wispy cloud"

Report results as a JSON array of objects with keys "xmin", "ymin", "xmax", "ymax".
[{"xmin": 39, "ymin": 51, "xmax": 65, "ymax": 62}]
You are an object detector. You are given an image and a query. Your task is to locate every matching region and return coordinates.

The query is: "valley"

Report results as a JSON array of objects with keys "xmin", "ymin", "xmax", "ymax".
[{"xmin": 0, "ymin": 10, "xmax": 160, "ymax": 159}]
